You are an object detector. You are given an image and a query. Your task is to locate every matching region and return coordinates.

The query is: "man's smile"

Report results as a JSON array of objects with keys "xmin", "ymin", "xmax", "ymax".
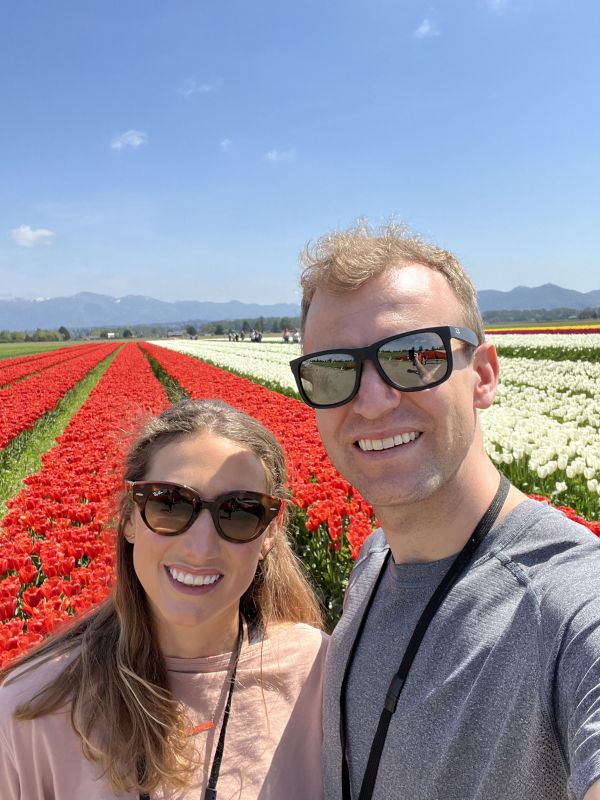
[{"xmin": 356, "ymin": 431, "xmax": 422, "ymax": 452}]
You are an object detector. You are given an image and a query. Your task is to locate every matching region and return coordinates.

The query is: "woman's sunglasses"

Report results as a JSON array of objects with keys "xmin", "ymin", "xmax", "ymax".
[
  {"xmin": 290, "ymin": 325, "xmax": 479, "ymax": 409},
  {"xmin": 126, "ymin": 481, "xmax": 282, "ymax": 542}
]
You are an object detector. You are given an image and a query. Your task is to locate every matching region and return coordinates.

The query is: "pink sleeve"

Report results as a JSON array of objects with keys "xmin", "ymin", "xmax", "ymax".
[{"xmin": 0, "ymin": 723, "xmax": 21, "ymax": 800}]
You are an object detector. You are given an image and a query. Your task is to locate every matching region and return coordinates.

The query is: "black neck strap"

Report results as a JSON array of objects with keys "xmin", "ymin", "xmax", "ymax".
[
  {"xmin": 340, "ymin": 474, "xmax": 510, "ymax": 800},
  {"xmin": 139, "ymin": 615, "xmax": 244, "ymax": 800}
]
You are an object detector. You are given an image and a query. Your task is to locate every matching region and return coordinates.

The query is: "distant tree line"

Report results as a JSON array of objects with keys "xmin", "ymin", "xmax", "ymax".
[
  {"xmin": 199, "ymin": 316, "xmax": 300, "ymax": 335},
  {"xmin": 0, "ymin": 316, "xmax": 302, "ymax": 344},
  {"xmin": 483, "ymin": 307, "xmax": 600, "ymax": 323},
  {"xmin": 0, "ymin": 326, "xmax": 72, "ymax": 343}
]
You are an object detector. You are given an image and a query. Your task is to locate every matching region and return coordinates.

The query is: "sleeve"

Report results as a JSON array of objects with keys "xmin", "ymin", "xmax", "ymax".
[
  {"xmin": 343, "ymin": 529, "xmax": 388, "ymax": 613},
  {"xmin": 0, "ymin": 718, "xmax": 21, "ymax": 800},
  {"xmin": 540, "ymin": 561, "xmax": 600, "ymax": 799}
]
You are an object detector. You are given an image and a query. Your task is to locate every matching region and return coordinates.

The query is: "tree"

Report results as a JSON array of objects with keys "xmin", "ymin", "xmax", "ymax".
[
  {"xmin": 214, "ymin": 323, "xmax": 225, "ymax": 336},
  {"xmin": 185, "ymin": 324, "xmax": 197, "ymax": 337},
  {"xmin": 270, "ymin": 318, "xmax": 280, "ymax": 333},
  {"xmin": 123, "ymin": 328, "xmax": 133, "ymax": 338},
  {"xmin": 242, "ymin": 320, "xmax": 251, "ymax": 333},
  {"xmin": 58, "ymin": 326, "xmax": 71, "ymax": 341}
]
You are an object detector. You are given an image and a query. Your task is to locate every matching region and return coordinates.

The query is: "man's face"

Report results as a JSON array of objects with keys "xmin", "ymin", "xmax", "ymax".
[{"xmin": 302, "ymin": 264, "xmax": 494, "ymax": 512}]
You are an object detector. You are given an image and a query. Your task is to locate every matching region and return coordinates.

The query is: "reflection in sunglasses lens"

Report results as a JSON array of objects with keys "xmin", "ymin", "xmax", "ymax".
[
  {"xmin": 300, "ymin": 353, "xmax": 358, "ymax": 405},
  {"xmin": 379, "ymin": 332, "xmax": 448, "ymax": 389},
  {"xmin": 145, "ymin": 488, "xmax": 195, "ymax": 534},
  {"xmin": 218, "ymin": 498, "xmax": 262, "ymax": 541}
]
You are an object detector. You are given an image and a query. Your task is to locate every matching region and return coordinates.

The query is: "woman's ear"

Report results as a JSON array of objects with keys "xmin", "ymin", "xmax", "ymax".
[
  {"xmin": 472, "ymin": 342, "xmax": 500, "ymax": 410},
  {"xmin": 123, "ymin": 519, "xmax": 136, "ymax": 544},
  {"xmin": 259, "ymin": 523, "xmax": 279, "ymax": 561}
]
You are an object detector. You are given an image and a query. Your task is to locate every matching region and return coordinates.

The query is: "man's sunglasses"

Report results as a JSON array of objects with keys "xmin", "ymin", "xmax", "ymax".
[
  {"xmin": 126, "ymin": 481, "xmax": 282, "ymax": 542},
  {"xmin": 290, "ymin": 325, "xmax": 479, "ymax": 409}
]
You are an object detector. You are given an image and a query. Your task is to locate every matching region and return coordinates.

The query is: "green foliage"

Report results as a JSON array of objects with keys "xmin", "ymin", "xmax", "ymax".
[
  {"xmin": 58, "ymin": 326, "xmax": 71, "ymax": 341},
  {"xmin": 122, "ymin": 328, "xmax": 133, "ymax": 338},
  {"xmin": 495, "ymin": 458, "xmax": 599, "ymax": 521},
  {"xmin": 0, "ymin": 341, "xmax": 82, "ymax": 359},
  {"xmin": 288, "ymin": 506, "xmax": 353, "ymax": 632},
  {"xmin": 185, "ymin": 324, "xmax": 197, "ymax": 337},
  {"xmin": 141, "ymin": 348, "xmax": 189, "ymax": 403},
  {"xmin": 484, "ymin": 308, "xmax": 586, "ymax": 323}
]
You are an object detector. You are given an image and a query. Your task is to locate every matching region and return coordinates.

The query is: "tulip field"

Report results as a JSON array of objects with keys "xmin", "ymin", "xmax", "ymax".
[{"xmin": 1, "ymin": 333, "xmax": 599, "ymax": 663}]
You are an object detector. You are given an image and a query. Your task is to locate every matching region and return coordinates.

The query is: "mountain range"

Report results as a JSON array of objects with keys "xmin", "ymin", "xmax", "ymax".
[
  {"xmin": 477, "ymin": 284, "xmax": 600, "ymax": 312},
  {"xmin": 1, "ymin": 284, "xmax": 599, "ymax": 331},
  {"xmin": 0, "ymin": 293, "xmax": 301, "ymax": 331}
]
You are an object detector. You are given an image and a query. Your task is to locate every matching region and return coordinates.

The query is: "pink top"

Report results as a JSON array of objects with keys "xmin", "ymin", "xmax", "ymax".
[{"xmin": 0, "ymin": 623, "xmax": 328, "ymax": 799}]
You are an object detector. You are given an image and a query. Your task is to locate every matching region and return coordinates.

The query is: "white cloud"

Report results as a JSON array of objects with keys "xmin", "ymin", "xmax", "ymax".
[
  {"xmin": 264, "ymin": 148, "xmax": 297, "ymax": 163},
  {"xmin": 414, "ymin": 18, "xmax": 440, "ymax": 38},
  {"xmin": 220, "ymin": 138, "xmax": 232, "ymax": 151},
  {"xmin": 110, "ymin": 130, "xmax": 148, "ymax": 150},
  {"xmin": 11, "ymin": 225, "xmax": 56, "ymax": 247},
  {"xmin": 179, "ymin": 78, "xmax": 217, "ymax": 97}
]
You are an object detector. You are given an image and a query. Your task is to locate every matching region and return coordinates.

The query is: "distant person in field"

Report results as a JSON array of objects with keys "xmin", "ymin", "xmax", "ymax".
[
  {"xmin": 0, "ymin": 400, "xmax": 327, "ymax": 799},
  {"xmin": 290, "ymin": 220, "xmax": 600, "ymax": 800}
]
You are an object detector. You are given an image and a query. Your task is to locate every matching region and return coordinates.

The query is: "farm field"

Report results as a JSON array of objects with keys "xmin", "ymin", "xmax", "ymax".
[
  {"xmin": 1, "ymin": 334, "xmax": 599, "ymax": 662},
  {"xmin": 0, "ymin": 340, "xmax": 90, "ymax": 360}
]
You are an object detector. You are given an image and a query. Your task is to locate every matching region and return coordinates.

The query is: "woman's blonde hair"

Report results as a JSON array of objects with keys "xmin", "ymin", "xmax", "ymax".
[{"xmin": 1, "ymin": 399, "xmax": 323, "ymax": 794}]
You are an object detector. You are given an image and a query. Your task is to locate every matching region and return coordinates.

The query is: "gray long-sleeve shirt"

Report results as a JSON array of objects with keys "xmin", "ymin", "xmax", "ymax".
[{"xmin": 323, "ymin": 499, "xmax": 600, "ymax": 800}]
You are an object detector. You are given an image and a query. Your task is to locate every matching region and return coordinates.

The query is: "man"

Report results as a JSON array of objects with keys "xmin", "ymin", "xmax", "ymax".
[{"xmin": 290, "ymin": 221, "xmax": 600, "ymax": 800}]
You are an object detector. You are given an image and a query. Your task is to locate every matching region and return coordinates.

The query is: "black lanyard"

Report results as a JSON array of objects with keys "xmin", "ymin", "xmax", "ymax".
[
  {"xmin": 139, "ymin": 617, "xmax": 244, "ymax": 800},
  {"xmin": 340, "ymin": 474, "xmax": 510, "ymax": 800}
]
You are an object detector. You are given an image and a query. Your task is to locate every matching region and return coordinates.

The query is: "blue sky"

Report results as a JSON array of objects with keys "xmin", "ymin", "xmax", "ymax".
[{"xmin": 1, "ymin": 0, "xmax": 598, "ymax": 304}]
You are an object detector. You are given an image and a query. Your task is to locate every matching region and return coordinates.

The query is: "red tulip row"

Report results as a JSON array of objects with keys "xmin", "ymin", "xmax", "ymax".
[
  {"xmin": 0, "ymin": 343, "xmax": 169, "ymax": 664},
  {"xmin": 140, "ymin": 342, "xmax": 378, "ymax": 554},
  {"xmin": 0, "ymin": 343, "xmax": 108, "ymax": 388},
  {"xmin": 0, "ymin": 343, "xmax": 119, "ymax": 451}
]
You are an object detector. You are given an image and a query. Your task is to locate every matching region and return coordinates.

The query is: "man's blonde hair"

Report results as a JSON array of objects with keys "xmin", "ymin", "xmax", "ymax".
[{"xmin": 300, "ymin": 220, "xmax": 484, "ymax": 342}]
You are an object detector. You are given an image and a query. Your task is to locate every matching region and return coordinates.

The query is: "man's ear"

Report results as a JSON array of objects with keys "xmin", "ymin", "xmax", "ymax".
[{"xmin": 472, "ymin": 342, "xmax": 499, "ymax": 410}]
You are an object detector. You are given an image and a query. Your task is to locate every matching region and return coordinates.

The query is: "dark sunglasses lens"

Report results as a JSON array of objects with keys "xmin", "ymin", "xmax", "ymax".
[
  {"xmin": 217, "ymin": 496, "xmax": 269, "ymax": 541},
  {"xmin": 144, "ymin": 486, "xmax": 195, "ymax": 534},
  {"xmin": 378, "ymin": 332, "xmax": 449, "ymax": 388},
  {"xmin": 298, "ymin": 353, "xmax": 358, "ymax": 406}
]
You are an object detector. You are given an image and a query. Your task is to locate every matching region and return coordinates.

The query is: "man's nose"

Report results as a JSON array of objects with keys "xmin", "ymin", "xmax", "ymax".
[{"xmin": 350, "ymin": 359, "xmax": 403, "ymax": 419}]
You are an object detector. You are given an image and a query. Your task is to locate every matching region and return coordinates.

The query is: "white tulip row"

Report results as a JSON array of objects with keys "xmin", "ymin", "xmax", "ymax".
[
  {"xmin": 149, "ymin": 339, "xmax": 301, "ymax": 390},
  {"xmin": 487, "ymin": 333, "xmax": 600, "ymax": 351},
  {"xmin": 151, "ymin": 338, "xmax": 600, "ymax": 498},
  {"xmin": 483, "ymin": 356, "xmax": 600, "ymax": 497}
]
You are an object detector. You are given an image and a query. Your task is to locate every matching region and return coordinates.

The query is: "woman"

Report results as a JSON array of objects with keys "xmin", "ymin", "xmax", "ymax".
[{"xmin": 0, "ymin": 399, "xmax": 327, "ymax": 798}]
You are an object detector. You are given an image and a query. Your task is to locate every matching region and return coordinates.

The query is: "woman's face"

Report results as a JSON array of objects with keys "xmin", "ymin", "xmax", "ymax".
[{"xmin": 125, "ymin": 433, "xmax": 274, "ymax": 658}]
